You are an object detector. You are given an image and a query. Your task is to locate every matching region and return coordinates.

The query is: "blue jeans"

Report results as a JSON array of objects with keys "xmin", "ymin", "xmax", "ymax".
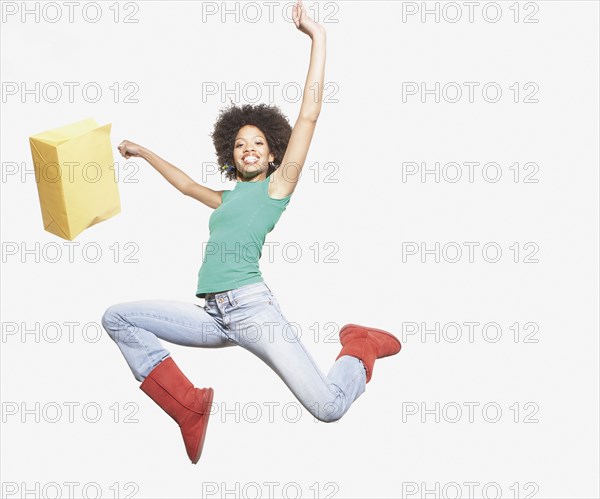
[{"xmin": 101, "ymin": 281, "xmax": 367, "ymax": 422}]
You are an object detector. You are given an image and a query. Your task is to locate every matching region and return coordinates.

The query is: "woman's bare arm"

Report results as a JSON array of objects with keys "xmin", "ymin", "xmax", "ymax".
[
  {"xmin": 184, "ymin": 182, "xmax": 225, "ymax": 209},
  {"xmin": 117, "ymin": 140, "xmax": 223, "ymax": 209},
  {"xmin": 270, "ymin": 0, "xmax": 326, "ymax": 199}
]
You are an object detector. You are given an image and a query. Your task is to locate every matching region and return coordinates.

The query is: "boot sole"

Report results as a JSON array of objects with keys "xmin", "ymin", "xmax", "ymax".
[
  {"xmin": 339, "ymin": 323, "xmax": 401, "ymax": 356},
  {"xmin": 191, "ymin": 387, "xmax": 214, "ymax": 464}
]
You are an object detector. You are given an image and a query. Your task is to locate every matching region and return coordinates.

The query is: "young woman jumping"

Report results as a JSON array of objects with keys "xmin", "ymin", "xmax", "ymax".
[{"xmin": 101, "ymin": 0, "xmax": 401, "ymax": 464}]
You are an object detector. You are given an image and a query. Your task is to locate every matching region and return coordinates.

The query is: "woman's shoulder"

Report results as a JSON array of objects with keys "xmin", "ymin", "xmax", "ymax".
[{"xmin": 264, "ymin": 175, "xmax": 292, "ymax": 203}]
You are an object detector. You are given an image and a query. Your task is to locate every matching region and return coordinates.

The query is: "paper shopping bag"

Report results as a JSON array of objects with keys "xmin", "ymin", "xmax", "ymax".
[{"xmin": 29, "ymin": 118, "xmax": 121, "ymax": 241}]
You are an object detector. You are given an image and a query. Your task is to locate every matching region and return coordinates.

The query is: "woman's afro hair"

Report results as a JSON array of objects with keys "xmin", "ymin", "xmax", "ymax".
[{"xmin": 211, "ymin": 103, "xmax": 292, "ymax": 181}]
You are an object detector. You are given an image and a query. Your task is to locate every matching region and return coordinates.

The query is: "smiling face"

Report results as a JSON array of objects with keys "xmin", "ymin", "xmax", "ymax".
[{"xmin": 233, "ymin": 125, "xmax": 275, "ymax": 182}]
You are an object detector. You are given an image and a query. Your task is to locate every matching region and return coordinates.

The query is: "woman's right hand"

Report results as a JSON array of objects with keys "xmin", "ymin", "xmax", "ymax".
[{"xmin": 117, "ymin": 140, "xmax": 144, "ymax": 159}]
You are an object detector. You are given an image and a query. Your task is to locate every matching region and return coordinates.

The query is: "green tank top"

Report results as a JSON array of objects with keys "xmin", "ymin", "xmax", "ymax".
[{"xmin": 195, "ymin": 176, "xmax": 292, "ymax": 298}]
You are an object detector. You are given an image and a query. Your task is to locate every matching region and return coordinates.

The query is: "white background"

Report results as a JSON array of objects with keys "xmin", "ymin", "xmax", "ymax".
[{"xmin": 1, "ymin": 1, "xmax": 598, "ymax": 498}]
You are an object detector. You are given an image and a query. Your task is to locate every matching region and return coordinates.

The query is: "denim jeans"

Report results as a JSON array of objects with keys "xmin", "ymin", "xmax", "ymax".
[{"xmin": 101, "ymin": 281, "xmax": 367, "ymax": 422}]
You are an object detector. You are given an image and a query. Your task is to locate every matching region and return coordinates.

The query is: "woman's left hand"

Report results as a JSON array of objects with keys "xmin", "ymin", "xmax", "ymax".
[{"xmin": 292, "ymin": 0, "xmax": 325, "ymax": 39}]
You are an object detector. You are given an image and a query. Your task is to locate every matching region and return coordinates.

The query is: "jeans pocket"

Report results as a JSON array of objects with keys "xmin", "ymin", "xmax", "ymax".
[{"xmin": 235, "ymin": 291, "xmax": 272, "ymax": 308}]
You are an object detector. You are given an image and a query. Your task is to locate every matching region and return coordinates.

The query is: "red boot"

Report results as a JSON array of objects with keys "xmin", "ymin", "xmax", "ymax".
[
  {"xmin": 335, "ymin": 323, "xmax": 402, "ymax": 383},
  {"xmin": 139, "ymin": 356, "xmax": 214, "ymax": 464}
]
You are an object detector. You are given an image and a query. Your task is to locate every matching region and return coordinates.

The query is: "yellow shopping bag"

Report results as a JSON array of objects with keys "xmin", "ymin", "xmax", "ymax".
[{"xmin": 29, "ymin": 118, "xmax": 121, "ymax": 241}]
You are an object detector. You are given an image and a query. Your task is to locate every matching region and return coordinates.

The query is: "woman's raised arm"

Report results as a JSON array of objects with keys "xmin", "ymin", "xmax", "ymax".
[{"xmin": 269, "ymin": 0, "xmax": 326, "ymax": 199}]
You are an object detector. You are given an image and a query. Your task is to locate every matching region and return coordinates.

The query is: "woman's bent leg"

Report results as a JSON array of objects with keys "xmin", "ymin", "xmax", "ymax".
[
  {"xmin": 224, "ymin": 288, "xmax": 367, "ymax": 423},
  {"xmin": 101, "ymin": 300, "xmax": 233, "ymax": 382}
]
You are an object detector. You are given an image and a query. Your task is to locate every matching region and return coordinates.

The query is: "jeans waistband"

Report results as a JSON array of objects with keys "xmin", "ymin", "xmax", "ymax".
[{"xmin": 205, "ymin": 281, "xmax": 271, "ymax": 302}]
